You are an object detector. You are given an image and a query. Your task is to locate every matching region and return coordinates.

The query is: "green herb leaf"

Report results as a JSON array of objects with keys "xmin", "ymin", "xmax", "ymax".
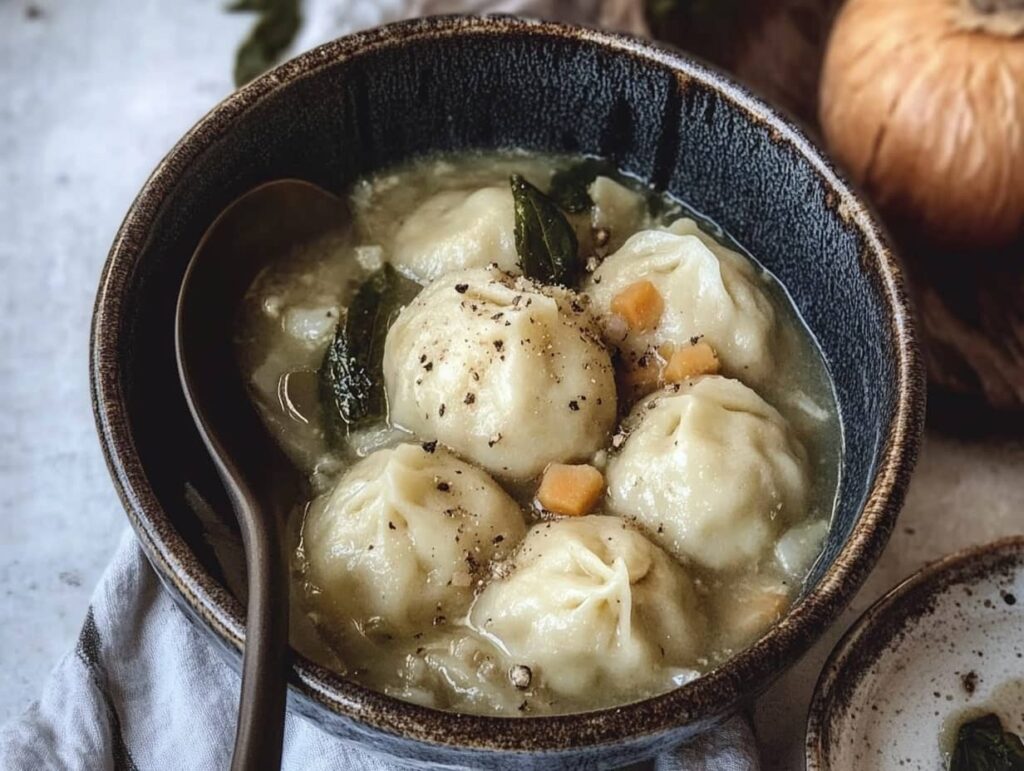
[
  {"xmin": 320, "ymin": 264, "xmax": 420, "ymax": 435},
  {"xmin": 228, "ymin": 0, "xmax": 302, "ymax": 87},
  {"xmin": 511, "ymin": 174, "xmax": 581, "ymax": 286},
  {"xmin": 547, "ymin": 158, "xmax": 618, "ymax": 214},
  {"xmin": 951, "ymin": 713, "xmax": 1024, "ymax": 771}
]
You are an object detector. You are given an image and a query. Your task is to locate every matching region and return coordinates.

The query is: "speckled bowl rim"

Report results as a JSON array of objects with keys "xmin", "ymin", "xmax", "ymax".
[
  {"xmin": 805, "ymin": 536, "xmax": 1024, "ymax": 770},
  {"xmin": 90, "ymin": 14, "xmax": 926, "ymax": 754}
]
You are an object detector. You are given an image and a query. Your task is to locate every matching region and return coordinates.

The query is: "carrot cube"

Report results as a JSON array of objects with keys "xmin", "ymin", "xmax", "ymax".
[
  {"xmin": 536, "ymin": 464, "xmax": 605, "ymax": 517},
  {"xmin": 663, "ymin": 341, "xmax": 720, "ymax": 382},
  {"xmin": 610, "ymin": 280, "xmax": 664, "ymax": 332}
]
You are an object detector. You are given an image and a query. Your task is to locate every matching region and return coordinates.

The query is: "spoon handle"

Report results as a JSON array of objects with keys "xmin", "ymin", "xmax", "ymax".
[
  {"xmin": 230, "ymin": 488, "xmax": 289, "ymax": 771},
  {"xmin": 174, "ymin": 178, "xmax": 348, "ymax": 770}
]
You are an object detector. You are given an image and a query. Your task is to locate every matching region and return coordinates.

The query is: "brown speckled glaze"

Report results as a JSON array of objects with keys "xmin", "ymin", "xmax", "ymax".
[
  {"xmin": 90, "ymin": 15, "xmax": 925, "ymax": 768},
  {"xmin": 806, "ymin": 537, "xmax": 1024, "ymax": 771}
]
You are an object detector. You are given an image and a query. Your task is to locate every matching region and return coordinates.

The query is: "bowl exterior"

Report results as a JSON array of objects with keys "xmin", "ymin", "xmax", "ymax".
[{"xmin": 90, "ymin": 15, "xmax": 925, "ymax": 768}]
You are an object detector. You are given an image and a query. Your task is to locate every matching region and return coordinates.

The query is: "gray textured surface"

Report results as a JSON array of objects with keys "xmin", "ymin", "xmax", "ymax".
[{"xmin": 0, "ymin": 4, "xmax": 1021, "ymax": 771}]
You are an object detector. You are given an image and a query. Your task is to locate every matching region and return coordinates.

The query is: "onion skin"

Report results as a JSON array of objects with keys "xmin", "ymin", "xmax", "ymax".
[{"xmin": 819, "ymin": 0, "xmax": 1024, "ymax": 251}]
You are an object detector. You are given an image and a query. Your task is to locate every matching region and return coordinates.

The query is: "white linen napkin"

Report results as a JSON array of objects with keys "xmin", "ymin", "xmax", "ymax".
[{"xmin": 0, "ymin": 530, "xmax": 758, "ymax": 770}]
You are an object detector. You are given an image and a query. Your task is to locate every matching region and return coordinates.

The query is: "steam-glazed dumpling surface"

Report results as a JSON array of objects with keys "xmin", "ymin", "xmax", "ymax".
[
  {"xmin": 585, "ymin": 218, "xmax": 777, "ymax": 385},
  {"xmin": 470, "ymin": 516, "xmax": 705, "ymax": 703},
  {"xmin": 302, "ymin": 443, "xmax": 526, "ymax": 638},
  {"xmin": 588, "ymin": 176, "xmax": 648, "ymax": 252},
  {"xmin": 383, "ymin": 266, "xmax": 617, "ymax": 479},
  {"xmin": 390, "ymin": 187, "xmax": 518, "ymax": 282},
  {"xmin": 606, "ymin": 376, "xmax": 809, "ymax": 571}
]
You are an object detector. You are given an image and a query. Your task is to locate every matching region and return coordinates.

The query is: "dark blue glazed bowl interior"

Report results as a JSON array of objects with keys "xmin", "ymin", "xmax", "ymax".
[{"xmin": 92, "ymin": 15, "xmax": 923, "ymax": 769}]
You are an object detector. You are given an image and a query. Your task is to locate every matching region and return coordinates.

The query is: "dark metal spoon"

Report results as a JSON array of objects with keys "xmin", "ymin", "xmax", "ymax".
[{"xmin": 175, "ymin": 180, "xmax": 350, "ymax": 770}]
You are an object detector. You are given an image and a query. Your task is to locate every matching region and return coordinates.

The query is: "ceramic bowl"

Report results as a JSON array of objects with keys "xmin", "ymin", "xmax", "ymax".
[
  {"xmin": 90, "ymin": 15, "xmax": 925, "ymax": 769},
  {"xmin": 806, "ymin": 537, "xmax": 1024, "ymax": 770}
]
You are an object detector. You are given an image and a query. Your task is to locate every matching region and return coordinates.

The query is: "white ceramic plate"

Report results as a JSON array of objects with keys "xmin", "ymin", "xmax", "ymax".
[{"xmin": 806, "ymin": 536, "xmax": 1024, "ymax": 770}]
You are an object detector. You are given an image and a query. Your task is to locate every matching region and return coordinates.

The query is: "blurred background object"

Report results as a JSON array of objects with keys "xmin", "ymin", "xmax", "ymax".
[
  {"xmin": 647, "ymin": 0, "xmax": 842, "ymax": 125},
  {"xmin": 231, "ymin": 0, "xmax": 651, "ymax": 87},
  {"xmin": 819, "ymin": 0, "xmax": 1024, "ymax": 414},
  {"xmin": 820, "ymin": 0, "xmax": 1024, "ymax": 253}
]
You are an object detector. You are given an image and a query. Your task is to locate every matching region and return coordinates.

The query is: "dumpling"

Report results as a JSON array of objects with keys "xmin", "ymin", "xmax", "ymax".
[
  {"xmin": 390, "ymin": 187, "xmax": 518, "ymax": 281},
  {"xmin": 584, "ymin": 218, "xmax": 777, "ymax": 386},
  {"xmin": 383, "ymin": 266, "xmax": 617, "ymax": 479},
  {"xmin": 588, "ymin": 176, "xmax": 648, "ymax": 252},
  {"xmin": 606, "ymin": 376, "xmax": 809, "ymax": 571},
  {"xmin": 774, "ymin": 518, "xmax": 829, "ymax": 579},
  {"xmin": 301, "ymin": 443, "xmax": 526, "ymax": 638},
  {"xmin": 470, "ymin": 516, "xmax": 705, "ymax": 704},
  {"xmin": 381, "ymin": 631, "xmax": 533, "ymax": 715}
]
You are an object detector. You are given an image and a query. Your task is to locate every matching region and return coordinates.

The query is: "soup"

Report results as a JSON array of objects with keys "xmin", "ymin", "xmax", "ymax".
[{"xmin": 234, "ymin": 151, "xmax": 842, "ymax": 715}]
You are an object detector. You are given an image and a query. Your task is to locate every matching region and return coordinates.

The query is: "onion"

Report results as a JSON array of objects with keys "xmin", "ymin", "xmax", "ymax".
[{"xmin": 819, "ymin": 0, "xmax": 1024, "ymax": 250}]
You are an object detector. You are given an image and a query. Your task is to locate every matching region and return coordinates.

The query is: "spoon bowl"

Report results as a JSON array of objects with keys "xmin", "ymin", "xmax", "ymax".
[{"xmin": 174, "ymin": 179, "xmax": 350, "ymax": 769}]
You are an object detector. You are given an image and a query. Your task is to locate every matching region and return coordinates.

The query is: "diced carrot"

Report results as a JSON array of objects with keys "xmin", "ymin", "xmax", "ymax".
[
  {"xmin": 536, "ymin": 464, "xmax": 605, "ymax": 517},
  {"xmin": 610, "ymin": 280, "xmax": 664, "ymax": 332},
  {"xmin": 663, "ymin": 341, "xmax": 720, "ymax": 382}
]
